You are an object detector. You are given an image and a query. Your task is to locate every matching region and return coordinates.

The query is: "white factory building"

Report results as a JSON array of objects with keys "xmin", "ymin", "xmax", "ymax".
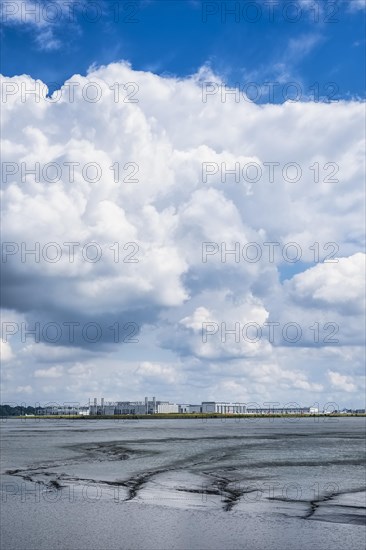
[
  {"xmin": 157, "ymin": 402, "xmax": 179, "ymax": 413},
  {"xmin": 202, "ymin": 402, "xmax": 246, "ymax": 414},
  {"xmin": 201, "ymin": 402, "xmax": 318, "ymax": 414}
]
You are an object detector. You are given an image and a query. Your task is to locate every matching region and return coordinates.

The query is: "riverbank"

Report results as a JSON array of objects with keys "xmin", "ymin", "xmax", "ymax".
[{"xmin": 6, "ymin": 412, "xmax": 366, "ymax": 420}]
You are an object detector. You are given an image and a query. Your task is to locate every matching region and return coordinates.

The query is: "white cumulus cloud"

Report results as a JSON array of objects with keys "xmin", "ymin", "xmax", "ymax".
[{"xmin": 0, "ymin": 62, "xmax": 365, "ymax": 406}]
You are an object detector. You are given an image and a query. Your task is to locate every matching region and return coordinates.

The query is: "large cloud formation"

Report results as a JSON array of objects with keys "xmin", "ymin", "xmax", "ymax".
[{"xmin": 1, "ymin": 62, "xmax": 365, "ymax": 407}]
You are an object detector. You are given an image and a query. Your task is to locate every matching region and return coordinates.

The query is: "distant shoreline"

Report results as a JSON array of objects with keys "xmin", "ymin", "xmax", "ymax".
[{"xmin": 4, "ymin": 413, "xmax": 366, "ymax": 420}]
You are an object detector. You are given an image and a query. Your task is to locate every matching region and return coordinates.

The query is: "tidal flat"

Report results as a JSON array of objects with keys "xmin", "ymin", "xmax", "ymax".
[{"xmin": 1, "ymin": 417, "xmax": 365, "ymax": 550}]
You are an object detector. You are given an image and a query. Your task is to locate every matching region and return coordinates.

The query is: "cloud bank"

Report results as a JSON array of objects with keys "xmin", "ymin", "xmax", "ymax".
[{"xmin": 1, "ymin": 62, "xmax": 365, "ymax": 406}]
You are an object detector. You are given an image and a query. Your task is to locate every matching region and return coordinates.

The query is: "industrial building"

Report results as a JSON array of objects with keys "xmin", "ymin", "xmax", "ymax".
[
  {"xmin": 37, "ymin": 405, "xmax": 90, "ymax": 416},
  {"xmin": 246, "ymin": 406, "xmax": 319, "ymax": 414},
  {"xmin": 89, "ymin": 398, "xmax": 198, "ymax": 415},
  {"xmin": 201, "ymin": 402, "xmax": 318, "ymax": 414},
  {"xmin": 89, "ymin": 397, "xmax": 159, "ymax": 415},
  {"xmin": 36, "ymin": 398, "xmax": 319, "ymax": 416},
  {"xmin": 157, "ymin": 402, "xmax": 179, "ymax": 413},
  {"xmin": 178, "ymin": 404, "xmax": 202, "ymax": 413},
  {"xmin": 202, "ymin": 402, "xmax": 246, "ymax": 414}
]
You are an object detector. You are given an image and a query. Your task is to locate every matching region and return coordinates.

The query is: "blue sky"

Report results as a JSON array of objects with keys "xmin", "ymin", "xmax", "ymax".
[
  {"xmin": 1, "ymin": 0, "xmax": 365, "ymax": 408},
  {"xmin": 1, "ymin": 0, "xmax": 365, "ymax": 101}
]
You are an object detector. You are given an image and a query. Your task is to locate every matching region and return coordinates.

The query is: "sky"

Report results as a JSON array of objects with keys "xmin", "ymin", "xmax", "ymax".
[{"xmin": 0, "ymin": 0, "xmax": 365, "ymax": 409}]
